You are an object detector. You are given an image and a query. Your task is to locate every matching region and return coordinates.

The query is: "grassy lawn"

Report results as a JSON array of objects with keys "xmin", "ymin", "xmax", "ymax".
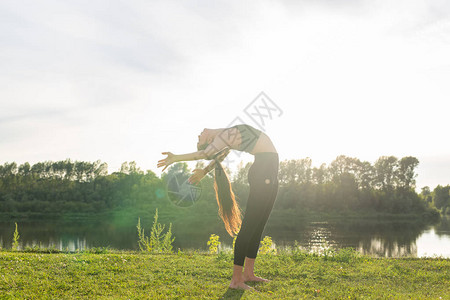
[{"xmin": 0, "ymin": 250, "xmax": 449, "ymax": 299}]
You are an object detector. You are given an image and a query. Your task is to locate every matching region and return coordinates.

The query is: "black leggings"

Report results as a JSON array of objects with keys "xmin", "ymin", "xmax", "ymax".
[{"xmin": 234, "ymin": 152, "xmax": 279, "ymax": 266}]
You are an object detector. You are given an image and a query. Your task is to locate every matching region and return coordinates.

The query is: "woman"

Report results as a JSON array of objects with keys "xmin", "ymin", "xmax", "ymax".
[{"xmin": 157, "ymin": 124, "xmax": 279, "ymax": 290}]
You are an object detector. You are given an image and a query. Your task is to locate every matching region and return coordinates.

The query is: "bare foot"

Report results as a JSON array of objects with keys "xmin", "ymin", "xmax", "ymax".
[
  {"xmin": 243, "ymin": 274, "xmax": 270, "ymax": 282},
  {"xmin": 229, "ymin": 281, "xmax": 255, "ymax": 290}
]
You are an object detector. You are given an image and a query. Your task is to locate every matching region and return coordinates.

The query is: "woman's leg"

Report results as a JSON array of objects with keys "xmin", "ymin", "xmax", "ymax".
[
  {"xmin": 244, "ymin": 180, "xmax": 278, "ymax": 281},
  {"xmin": 230, "ymin": 164, "xmax": 266, "ymax": 289},
  {"xmin": 232, "ymin": 182, "xmax": 266, "ymax": 266},
  {"xmin": 230, "ymin": 215, "xmax": 262, "ymax": 289},
  {"xmin": 230, "ymin": 154, "xmax": 279, "ymax": 289},
  {"xmin": 245, "ymin": 181, "xmax": 278, "ymax": 259},
  {"xmin": 230, "ymin": 202, "xmax": 262, "ymax": 290}
]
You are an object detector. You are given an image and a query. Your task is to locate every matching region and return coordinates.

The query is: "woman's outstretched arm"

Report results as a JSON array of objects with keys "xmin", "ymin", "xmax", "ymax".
[
  {"xmin": 158, "ymin": 130, "xmax": 231, "ymax": 172},
  {"xmin": 157, "ymin": 150, "xmax": 207, "ymax": 172},
  {"xmin": 174, "ymin": 150, "xmax": 207, "ymax": 162}
]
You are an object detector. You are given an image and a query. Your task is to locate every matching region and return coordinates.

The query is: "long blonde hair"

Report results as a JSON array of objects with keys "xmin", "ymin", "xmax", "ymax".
[
  {"xmin": 213, "ymin": 157, "xmax": 242, "ymax": 236},
  {"xmin": 198, "ymin": 144, "xmax": 242, "ymax": 236}
]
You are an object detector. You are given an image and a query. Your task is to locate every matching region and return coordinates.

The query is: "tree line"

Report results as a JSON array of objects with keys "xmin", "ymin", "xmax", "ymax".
[
  {"xmin": 0, "ymin": 160, "xmax": 164, "ymax": 214},
  {"xmin": 232, "ymin": 155, "xmax": 444, "ymax": 217},
  {"xmin": 0, "ymin": 156, "xmax": 446, "ymax": 218}
]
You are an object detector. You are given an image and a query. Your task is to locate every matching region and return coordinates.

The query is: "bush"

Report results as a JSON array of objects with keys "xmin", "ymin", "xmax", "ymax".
[
  {"xmin": 259, "ymin": 236, "xmax": 276, "ymax": 255},
  {"xmin": 207, "ymin": 234, "xmax": 220, "ymax": 254},
  {"xmin": 422, "ymin": 207, "xmax": 441, "ymax": 222},
  {"xmin": 137, "ymin": 208, "xmax": 175, "ymax": 253},
  {"xmin": 12, "ymin": 222, "xmax": 20, "ymax": 251}
]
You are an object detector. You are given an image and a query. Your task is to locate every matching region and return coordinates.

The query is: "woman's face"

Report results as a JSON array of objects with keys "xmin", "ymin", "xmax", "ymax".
[{"xmin": 197, "ymin": 129, "xmax": 210, "ymax": 150}]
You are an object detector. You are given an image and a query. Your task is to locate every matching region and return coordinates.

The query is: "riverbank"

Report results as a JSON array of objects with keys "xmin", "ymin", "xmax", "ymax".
[
  {"xmin": 1, "ymin": 250, "xmax": 448, "ymax": 299},
  {"xmin": 0, "ymin": 207, "xmax": 442, "ymax": 224}
]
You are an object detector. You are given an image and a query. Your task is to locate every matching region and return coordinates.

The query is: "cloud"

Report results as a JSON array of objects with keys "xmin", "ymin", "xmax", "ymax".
[
  {"xmin": 1, "ymin": 0, "xmax": 450, "ymax": 188},
  {"xmin": 0, "ymin": 0, "xmax": 248, "ymax": 117}
]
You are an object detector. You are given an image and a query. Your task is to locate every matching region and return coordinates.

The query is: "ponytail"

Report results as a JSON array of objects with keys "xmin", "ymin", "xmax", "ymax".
[{"xmin": 213, "ymin": 157, "xmax": 242, "ymax": 237}]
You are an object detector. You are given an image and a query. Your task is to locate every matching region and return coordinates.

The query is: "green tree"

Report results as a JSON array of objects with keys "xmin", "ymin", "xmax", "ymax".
[
  {"xmin": 312, "ymin": 163, "xmax": 328, "ymax": 185},
  {"xmin": 421, "ymin": 186, "xmax": 432, "ymax": 205},
  {"xmin": 233, "ymin": 161, "xmax": 252, "ymax": 185},
  {"xmin": 374, "ymin": 156, "xmax": 398, "ymax": 190},
  {"xmin": 279, "ymin": 158, "xmax": 312, "ymax": 186},
  {"xmin": 396, "ymin": 156, "xmax": 419, "ymax": 189},
  {"xmin": 433, "ymin": 185, "xmax": 450, "ymax": 211}
]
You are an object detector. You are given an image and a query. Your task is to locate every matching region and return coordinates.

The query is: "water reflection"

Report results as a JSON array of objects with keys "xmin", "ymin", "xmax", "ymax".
[
  {"xmin": 416, "ymin": 228, "xmax": 450, "ymax": 258},
  {"xmin": 0, "ymin": 220, "xmax": 138, "ymax": 251},
  {"xmin": 264, "ymin": 216, "xmax": 449, "ymax": 258},
  {"xmin": 358, "ymin": 238, "xmax": 418, "ymax": 257},
  {"xmin": 0, "ymin": 216, "xmax": 449, "ymax": 257}
]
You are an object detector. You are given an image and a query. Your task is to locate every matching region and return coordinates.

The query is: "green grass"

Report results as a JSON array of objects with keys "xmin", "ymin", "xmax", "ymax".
[{"xmin": 1, "ymin": 249, "xmax": 449, "ymax": 299}]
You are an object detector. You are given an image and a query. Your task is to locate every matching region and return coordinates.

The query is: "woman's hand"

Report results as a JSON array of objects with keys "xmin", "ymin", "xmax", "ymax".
[
  {"xmin": 188, "ymin": 169, "xmax": 206, "ymax": 185},
  {"xmin": 157, "ymin": 152, "xmax": 176, "ymax": 172}
]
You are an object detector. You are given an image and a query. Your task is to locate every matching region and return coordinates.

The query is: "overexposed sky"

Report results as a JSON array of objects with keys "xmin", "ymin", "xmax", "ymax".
[{"xmin": 1, "ymin": 0, "xmax": 449, "ymax": 189}]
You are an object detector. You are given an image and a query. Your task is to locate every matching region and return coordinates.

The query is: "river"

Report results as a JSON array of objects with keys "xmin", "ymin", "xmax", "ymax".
[{"xmin": 1, "ymin": 216, "xmax": 449, "ymax": 258}]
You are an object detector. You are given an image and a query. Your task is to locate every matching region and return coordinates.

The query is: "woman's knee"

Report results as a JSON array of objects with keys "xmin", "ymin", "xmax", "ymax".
[{"xmin": 236, "ymin": 225, "xmax": 254, "ymax": 242}]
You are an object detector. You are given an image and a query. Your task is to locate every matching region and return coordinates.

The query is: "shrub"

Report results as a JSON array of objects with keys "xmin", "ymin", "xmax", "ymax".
[
  {"xmin": 207, "ymin": 234, "xmax": 220, "ymax": 254},
  {"xmin": 137, "ymin": 208, "xmax": 175, "ymax": 253},
  {"xmin": 259, "ymin": 236, "xmax": 276, "ymax": 255},
  {"xmin": 12, "ymin": 222, "xmax": 20, "ymax": 251}
]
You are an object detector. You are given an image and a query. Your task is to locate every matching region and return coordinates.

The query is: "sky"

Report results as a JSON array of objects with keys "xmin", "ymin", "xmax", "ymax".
[{"xmin": 1, "ymin": 0, "xmax": 449, "ymax": 190}]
